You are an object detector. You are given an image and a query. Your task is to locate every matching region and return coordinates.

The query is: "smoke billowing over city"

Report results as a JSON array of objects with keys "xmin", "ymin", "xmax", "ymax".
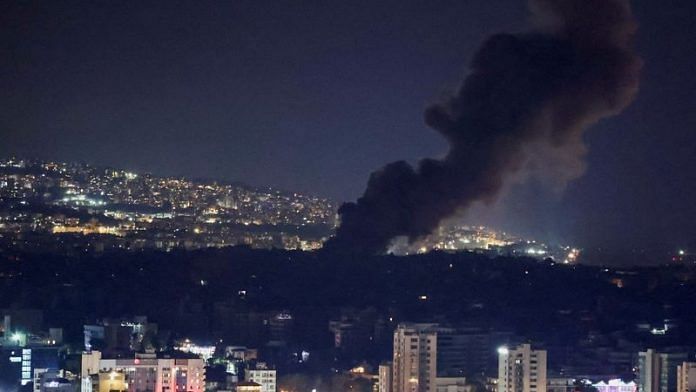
[
  {"xmin": 5, "ymin": 2, "xmax": 696, "ymax": 392},
  {"xmin": 329, "ymin": 0, "xmax": 641, "ymax": 254}
]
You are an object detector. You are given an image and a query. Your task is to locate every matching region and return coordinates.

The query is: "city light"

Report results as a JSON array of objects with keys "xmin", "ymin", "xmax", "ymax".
[
  {"xmin": 0, "ymin": 158, "xmax": 336, "ymax": 253},
  {"xmin": 0, "ymin": 0, "xmax": 686, "ymax": 391}
]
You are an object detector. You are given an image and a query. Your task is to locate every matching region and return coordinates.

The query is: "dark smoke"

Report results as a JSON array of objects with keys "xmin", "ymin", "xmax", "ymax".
[{"xmin": 326, "ymin": 0, "xmax": 641, "ymax": 255}]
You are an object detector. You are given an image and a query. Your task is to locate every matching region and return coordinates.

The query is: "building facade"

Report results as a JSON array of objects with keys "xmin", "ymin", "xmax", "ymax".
[
  {"xmin": 393, "ymin": 323, "xmax": 438, "ymax": 392},
  {"xmin": 81, "ymin": 351, "xmax": 205, "ymax": 392},
  {"xmin": 245, "ymin": 363, "xmax": 276, "ymax": 392},
  {"xmin": 497, "ymin": 344, "xmax": 547, "ymax": 392},
  {"xmin": 379, "ymin": 363, "xmax": 393, "ymax": 392},
  {"xmin": 435, "ymin": 377, "xmax": 470, "ymax": 392},
  {"xmin": 677, "ymin": 362, "xmax": 696, "ymax": 392},
  {"xmin": 593, "ymin": 379, "xmax": 637, "ymax": 392},
  {"xmin": 638, "ymin": 349, "xmax": 688, "ymax": 392},
  {"xmin": 0, "ymin": 345, "xmax": 62, "ymax": 389},
  {"xmin": 237, "ymin": 381, "xmax": 262, "ymax": 392},
  {"xmin": 392, "ymin": 323, "xmax": 514, "ymax": 392}
]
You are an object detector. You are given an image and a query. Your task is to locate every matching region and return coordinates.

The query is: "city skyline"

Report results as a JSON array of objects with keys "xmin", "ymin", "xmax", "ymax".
[
  {"xmin": 4, "ymin": 2, "xmax": 696, "ymax": 392},
  {"xmin": 1, "ymin": 153, "xmax": 687, "ymax": 264},
  {"xmin": 0, "ymin": 156, "xmax": 583, "ymax": 262},
  {"xmin": 2, "ymin": 1, "xmax": 696, "ymax": 253}
]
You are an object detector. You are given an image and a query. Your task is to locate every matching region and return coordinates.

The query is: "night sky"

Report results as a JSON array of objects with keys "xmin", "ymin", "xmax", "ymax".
[{"xmin": 2, "ymin": 1, "xmax": 695, "ymax": 257}]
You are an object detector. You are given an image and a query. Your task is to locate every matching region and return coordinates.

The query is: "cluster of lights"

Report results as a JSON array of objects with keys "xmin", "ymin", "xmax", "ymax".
[
  {"xmin": 526, "ymin": 247, "xmax": 547, "ymax": 255},
  {"xmin": 0, "ymin": 158, "xmax": 336, "ymax": 252},
  {"xmin": 175, "ymin": 339, "xmax": 216, "ymax": 360},
  {"xmin": 650, "ymin": 324, "xmax": 669, "ymax": 335},
  {"xmin": 564, "ymin": 248, "xmax": 580, "ymax": 264}
]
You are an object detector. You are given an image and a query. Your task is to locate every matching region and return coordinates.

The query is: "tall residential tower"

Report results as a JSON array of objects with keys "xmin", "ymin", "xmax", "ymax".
[{"xmin": 497, "ymin": 344, "xmax": 547, "ymax": 392}]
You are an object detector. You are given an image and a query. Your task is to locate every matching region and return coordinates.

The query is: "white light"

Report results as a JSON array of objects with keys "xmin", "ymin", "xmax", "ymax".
[{"xmin": 498, "ymin": 346, "xmax": 509, "ymax": 355}]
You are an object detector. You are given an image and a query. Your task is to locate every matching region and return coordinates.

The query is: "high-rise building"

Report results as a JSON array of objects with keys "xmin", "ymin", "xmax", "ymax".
[
  {"xmin": 392, "ymin": 323, "xmax": 438, "ymax": 392},
  {"xmin": 638, "ymin": 349, "xmax": 688, "ymax": 392},
  {"xmin": 436, "ymin": 328, "xmax": 513, "ymax": 377},
  {"xmin": 677, "ymin": 362, "xmax": 696, "ymax": 392},
  {"xmin": 379, "ymin": 362, "xmax": 393, "ymax": 392},
  {"xmin": 497, "ymin": 344, "xmax": 547, "ymax": 392},
  {"xmin": 392, "ymin": 323, "xmax": 513, "ymax": 392}
]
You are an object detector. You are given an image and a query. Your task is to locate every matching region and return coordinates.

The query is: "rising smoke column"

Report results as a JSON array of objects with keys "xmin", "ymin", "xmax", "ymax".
[{"xmin": 326, "ymin": 0, "xmax": 641, "ymax": 254}]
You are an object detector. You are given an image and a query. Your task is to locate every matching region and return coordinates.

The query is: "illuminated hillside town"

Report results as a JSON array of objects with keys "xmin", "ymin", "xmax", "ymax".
[
  {"xmin": 387, "ymin": 224, "xmax": 580, "ymax": 264},
  {"xmin": 1, "ymin": 157, "xmax": 695, "ymax": 392},
  {"xmin": 4, "ymin": 0, "xmax": 696, "ymax": 390},
  {"xmin": 0, "ymin": 158, "xmax": 579, "ymax": 262},
  {"xmin": 0, "ymin": 157, "xmax": 336, "ymax": 254}
]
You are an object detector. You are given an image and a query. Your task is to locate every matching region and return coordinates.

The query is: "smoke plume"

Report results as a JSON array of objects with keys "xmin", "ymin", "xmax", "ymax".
[{"xmin": 327, "ymin": 0, "xmax": 641, "ymax": 254}]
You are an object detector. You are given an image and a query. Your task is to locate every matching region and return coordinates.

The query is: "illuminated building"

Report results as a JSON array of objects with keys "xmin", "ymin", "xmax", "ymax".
[
  {"xmin": 379, "ymin": 362, "xmax": 392, "ymax": 392},
  {"xmin": 677, "ymin": 362, "xmax": 696, "ymax": 392},
  {"xmin": 497, "ymin": 344, "xmax": 547, "ymax": 392},
  {"xmin": 245, "ymin": 363, "xmax": 276, "ymax": 392},
  {"xmin": 175, "ymin": 339, "xmax": 216, "ymax": 360},
  {"xmin": 392, "ymin": 323, "xmax": 438, "ymax": 392},
  {"xmin": 236, "ymin": 381, "xmax": 262, "ymax": 392},
  {"xmin": 638, "ymin": 350, "xmax": 687, "ymax": 392},
  {"xmin": 97, "ymin": 371, "xmax": 127, "ymax": 392},
  {"xmin": 592, "ymin": 379, "xmax": 637, "ymax": 392},
  {"xmin": 81, "ymin": 350, "xmax": 102, "ymax": 392},
  {"xmin": 81, "ymin": 352, "xmax": 205, "ymax": 392},
  {"xmin": 393, "ymin": 323, "xmax": 514, "ymax": 392},
  {"xmin": 0, "ymin": 345, "xmax": 62, "ymax": 388},
  {"xmin": 0, "ymin": 317, "xmax": 65, "ymax": 390},
  {"xmin": 225, "ymin": 346, "xmax": 258, "ymax": 362}
]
